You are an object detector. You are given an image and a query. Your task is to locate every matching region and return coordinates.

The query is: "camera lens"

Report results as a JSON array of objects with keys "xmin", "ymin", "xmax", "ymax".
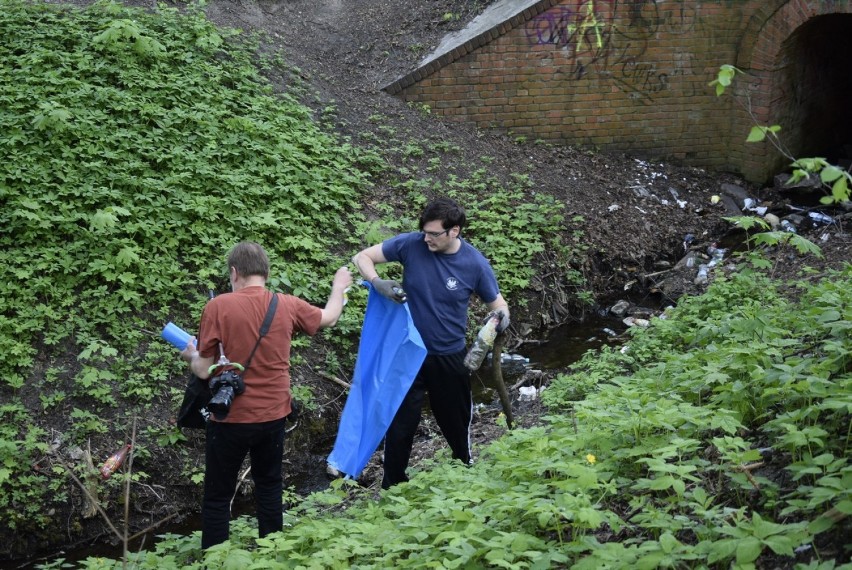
[{"xmin": 208, "ymin": 385, "xmax": 234, "ymax": 420}]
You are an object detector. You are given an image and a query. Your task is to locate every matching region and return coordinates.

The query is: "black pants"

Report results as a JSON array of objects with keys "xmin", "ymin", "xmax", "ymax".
[
  {"xmin": 202, "ymin": 417, "xmax": 286, "ymax": 549},
  {"xmin": 382, "ymin": 350, "xmax": 472, "ymax": 489}
]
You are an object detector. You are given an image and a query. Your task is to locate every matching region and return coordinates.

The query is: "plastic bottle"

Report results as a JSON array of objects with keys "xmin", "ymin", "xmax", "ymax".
[
  {"xmin": 100, "ymin": 444, "xmax": 131, "ymax": 479},
  {"xmin": 808, "ymin": 211, "xmax": 833, "ymax": 225},
  {"xmin": 464, "ymin": 313, "xmax": 501, "ymax": 371},
  {"xmin": 487, "ymin": 353, "xmax": 531, "ymax": 365},
  {"xmin": 707, "ymin": 244, "xmax": 726, "ymax": 267}
]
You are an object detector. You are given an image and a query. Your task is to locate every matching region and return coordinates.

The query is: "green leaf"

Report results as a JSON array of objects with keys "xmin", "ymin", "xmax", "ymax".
[
  {"xmin": 786, "ymin": 234, "xmax": 823, "ymax": 257},
  {"xmin": 659, "ymin": 532, "xmax": 679, "ymax": 554},
  {"xmin": 746, "ymin": 126, "xmax": 767, "ymax": 143},
  {"xmin": 831, "ymin": 176, "xmax": 849, "ymax": 202},
  {"xmin": 820, "ymin": 165, "xmax": 844, "ymax": 184},
  {"xmin": 735, "ymin": 537, "xmax": 763, "ymax": 563},
  {"xmin": 762, "ymin": 535, "xmax": 795, "ymax": 556},
  {"xmin": 116, "ymin": 247, "xmax": 140, "ymax": 266},
  {"xmin": 88, "ymin": 209, "xmax": 119, "ymax": 231},
  {"xmin": 808, "ymin": 515, "xmax": 836, "ymax": 534}
]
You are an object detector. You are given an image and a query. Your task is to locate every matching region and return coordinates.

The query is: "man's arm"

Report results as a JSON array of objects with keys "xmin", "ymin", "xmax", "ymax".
[
  {"xmin": 352, "ymin": 244, "xmax": 406, "ymax": 303},
  {"xmin": 320, "ymin": 266, "xmax": 353, "ymax": 328},
  {"xmin": 180, "ymin": 341, "xmax": 215, "ymax": 380},
  {"xmin": 351, "ymin": 243, "xmax": 387, "ymax": 282}
]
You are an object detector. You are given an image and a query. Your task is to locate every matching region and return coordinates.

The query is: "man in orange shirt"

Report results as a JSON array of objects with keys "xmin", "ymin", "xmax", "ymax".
[{"xmin": 180, "ymin": 241, "xmax": 351, "ymax": 548}]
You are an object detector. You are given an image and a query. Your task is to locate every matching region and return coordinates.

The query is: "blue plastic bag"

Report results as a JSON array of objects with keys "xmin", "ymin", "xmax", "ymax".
[{"xmin": 327, "ymin": 283, "xmax": 426, "ymax": 478}]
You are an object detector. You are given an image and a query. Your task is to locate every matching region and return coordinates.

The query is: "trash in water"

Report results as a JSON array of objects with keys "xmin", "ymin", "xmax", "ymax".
[
  {"xmin": 487, "ymin": 353, "xmax": 531, "ymax": 369},
  {"xmin": 707, "ymin": 244, "xmax": 726, "ymax": 266},
  {"xmin": 742, "ymin": 197, "xmax": 767, "ymax": 216},
  {"xmin": 518, "ymin": 386, "xmax": 537, "ymax": 401},
  {"xmin": 623, "ymin": 316, "xmax": 650, "ymax": 328},
  {"xmin": 695, "ymin": 264, "xmax": 709, "ymax": 285},
  {"xmin": 808, "ymin": 211, "xmax": 834, "ymax": 225},
  {"xmin": 100, "ymin": 444, "xmax": 131, "ymax": 479}
]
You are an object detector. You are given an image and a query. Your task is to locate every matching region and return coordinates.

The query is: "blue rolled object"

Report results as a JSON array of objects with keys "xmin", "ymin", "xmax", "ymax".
[
  {"xmin": 162, "ymin": 322, "xmax": 192, "ymax": 350},
  {"xmin": 327, "ymin": 282, "xmax": 426, "ymax": 479}
]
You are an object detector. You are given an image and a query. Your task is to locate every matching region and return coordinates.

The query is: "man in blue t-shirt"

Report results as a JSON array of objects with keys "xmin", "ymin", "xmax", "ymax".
[{"xmin": 352, "ymin": 197, "xmax": 510, "ymax": 489}]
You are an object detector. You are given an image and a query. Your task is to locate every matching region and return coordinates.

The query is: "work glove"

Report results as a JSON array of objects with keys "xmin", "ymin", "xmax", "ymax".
[
  {"xmin": 371, "ymin": 278, "xmax": 407, "ymax": 303},
  {"xmin": 484, "ymin": 310, "xmax": 510, "ymax": 333}
]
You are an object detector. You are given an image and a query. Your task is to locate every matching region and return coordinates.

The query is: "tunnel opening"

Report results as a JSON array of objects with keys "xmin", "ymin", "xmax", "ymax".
[{"xmin": 781, "ymin": 14, "xmax": 852, "ymax": 172}]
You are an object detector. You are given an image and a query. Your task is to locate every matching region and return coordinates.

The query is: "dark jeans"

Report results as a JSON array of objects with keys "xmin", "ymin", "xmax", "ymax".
[
  {"xmin": 202, "ymin": 417, "xmax": 286, "ymax": 549},
  {"xmin": 382, "ymin": 350, "xmax": 472, "ymax": 489}
]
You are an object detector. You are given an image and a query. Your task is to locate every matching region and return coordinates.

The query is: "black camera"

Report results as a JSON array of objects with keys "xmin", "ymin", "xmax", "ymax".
[{"xmin": 208, "ymin": 370, "xmax": 246, "ymax": 420}]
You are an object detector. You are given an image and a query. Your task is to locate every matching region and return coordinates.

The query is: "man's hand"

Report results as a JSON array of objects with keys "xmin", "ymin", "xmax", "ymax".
[
  {"xmin": 180, "ymin": 338, "xmax": 198, "ymax": 363},
  {"xmin": 485, "ymin": 310, "xmax": 510, "ymax": 333},
  {"xmin": 333, "ymin": 266, "xmax": 353, "ymax": 291},
  {"xmin": 372, "ymin": 278, "xmax": 407, "ymax": 303}
]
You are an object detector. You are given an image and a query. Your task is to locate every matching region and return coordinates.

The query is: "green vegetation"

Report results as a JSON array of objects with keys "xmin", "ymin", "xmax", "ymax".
[
  {"xmin": 9, "ymin": 2, "xmax": 848, "ymax": 567},
  {"xmin": 0, "ymin": 0, "xmax": 587, "ymax": 550},
  {"xmin": 0, "ymin": 0, "xmax": 368, "ymax": 539},
  {"xmin": 710, "ymin": 64, "xmax": 851, "ymax": 205},
  {"xmin": 366, "ymin": 131, "xmax": 587, "ymax": 309},
  {"xmin": 45, "ymin": 261, "xmax": 851, "ymax": 569}
]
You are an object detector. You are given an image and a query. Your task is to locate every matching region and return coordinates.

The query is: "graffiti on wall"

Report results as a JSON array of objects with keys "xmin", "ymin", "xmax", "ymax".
[{"xmin": 524, "ymin": 0, "xmax": 700, "ymax": 103}]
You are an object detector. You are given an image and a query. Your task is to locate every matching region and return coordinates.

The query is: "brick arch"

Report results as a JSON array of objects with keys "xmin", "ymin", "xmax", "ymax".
[
  {"xmin": 388, "ymin": 1, "xmax": 852, "ymax": 183},
  {"xmin": 733, "ymin": 1, "xmax": 852, "ymax": 181}
]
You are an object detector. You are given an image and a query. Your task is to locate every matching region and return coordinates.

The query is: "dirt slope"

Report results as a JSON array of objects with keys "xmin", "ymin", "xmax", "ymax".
[{"xmin": 200, "ymin": 0, "xmax": 847, "ymax": 295}]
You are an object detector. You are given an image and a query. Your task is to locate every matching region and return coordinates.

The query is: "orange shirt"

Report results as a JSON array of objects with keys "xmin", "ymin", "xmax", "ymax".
[{"xmin": 197, "ymin": 286, "xmax": 322, "ymax": 423}]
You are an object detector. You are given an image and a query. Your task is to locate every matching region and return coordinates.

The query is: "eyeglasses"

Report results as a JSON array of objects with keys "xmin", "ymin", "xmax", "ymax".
[{"xmin": 422, "ymin": 229, "xmax": 450, "ymax": 238}]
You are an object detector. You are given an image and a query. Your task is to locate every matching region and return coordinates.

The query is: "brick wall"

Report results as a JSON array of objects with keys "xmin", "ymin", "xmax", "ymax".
[{"xmin": 388, "ymin": 0, "xmax": 852, "ymax": 183}]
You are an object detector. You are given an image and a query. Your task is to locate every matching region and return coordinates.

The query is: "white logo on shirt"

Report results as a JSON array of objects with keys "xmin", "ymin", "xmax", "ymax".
[{"xmin": 446, "ymin": 277, "xmax": 459, "ymax": 290}]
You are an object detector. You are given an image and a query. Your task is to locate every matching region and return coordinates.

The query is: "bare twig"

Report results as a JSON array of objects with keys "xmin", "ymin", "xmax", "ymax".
[
  {"xmin": 80, "ymin": 442, "xmax": 98, "ymax": 519},
  {"xmin": 55, "ymin": 457, "xmax": 124, "ymax": 543},
  {"xmin": 55, "ymin": 418, "xmax": 147, "ymax": 568},
  {"xmin": 123, "ymin": 418, "xmax": 139, "ymax": 565},
  {"xmin": 512, "ymin": 338, "xmax": 549, "ymax": 347},
  {"xmin": 733, "ymin": 461, "xmax": 764, "ymax": 490},
  {"xmin": 232, "ymin": 466, "xmax": 252, "ymax": 510},
  {"xmin": 127, "ymin": 512, "xmax": 181, "ymax": 541},
  {"xmin": 318, "ymin": 370, "xmax": 351, "ymax": 389},
  {"xmin": 642, "ymin": 268, "xmax": 674, "ymax": 280},
  {"xmin": 492, "ymin": 332, "xmax": 513, "ymax": 430},
  {"xmin": 136, "ymin": 483, "xmax": 165, "ymax": 502}
]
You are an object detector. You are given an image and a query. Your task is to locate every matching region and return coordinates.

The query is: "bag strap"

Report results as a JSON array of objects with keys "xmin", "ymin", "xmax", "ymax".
[{"xmin": 243, "ymin": 292, "xmax": 279, "ymax": 372}]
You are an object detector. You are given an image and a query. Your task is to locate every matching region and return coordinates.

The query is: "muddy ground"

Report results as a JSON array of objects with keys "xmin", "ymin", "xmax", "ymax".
[{"xmin": 7, "ymin": 0, "xmax": 851, "ymax": 565}]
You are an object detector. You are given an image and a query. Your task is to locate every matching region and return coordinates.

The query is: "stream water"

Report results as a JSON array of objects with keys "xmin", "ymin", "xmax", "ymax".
[
  {"xmin": 5, "ymin": 313, "xmax": 631, "ymax": 569},
  {"xmin": 472, "ymin": 312, "xmax": 628, "ymax": 400}
]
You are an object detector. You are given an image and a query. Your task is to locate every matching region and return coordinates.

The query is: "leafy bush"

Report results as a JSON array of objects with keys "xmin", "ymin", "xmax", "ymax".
[
  {"xmin": 0, "ymin": 0, "xmax": 371, "ymax": 538},
  {"xmin": 0, "ymin": 0, "xmax": 582, "ymax": 547},
  {"xmin": 64, "ymin": 261, "xmax": 851, "ymax": 569}
]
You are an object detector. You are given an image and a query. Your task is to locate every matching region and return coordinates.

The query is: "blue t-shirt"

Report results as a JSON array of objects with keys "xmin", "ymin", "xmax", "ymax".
[{"xmin": 382, "ymin": 232, "xmax": 500, "ymax": 354}]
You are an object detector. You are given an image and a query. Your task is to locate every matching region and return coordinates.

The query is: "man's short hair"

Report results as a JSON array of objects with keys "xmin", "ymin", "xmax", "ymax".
[
  {"xmin": 227, "ymin": 241, "xmax": 270, "ymax": 278},
  {"xmin": 419, "ymin": 197, "xmax": 466, "ymax": 231}
]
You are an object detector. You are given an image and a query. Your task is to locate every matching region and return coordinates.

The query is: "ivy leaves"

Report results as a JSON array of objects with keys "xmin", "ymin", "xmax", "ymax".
[
  {"xmin": 1, "ymin": 0, "xmax": 370, "ymax": 389},
  {"xmin": 0, "ymin": 0, "xmax": 371, "ymax": 537}
]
